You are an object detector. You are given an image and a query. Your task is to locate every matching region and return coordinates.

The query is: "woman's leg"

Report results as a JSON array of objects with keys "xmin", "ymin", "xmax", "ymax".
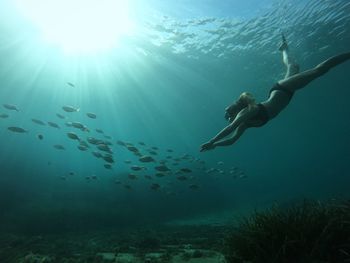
[
  {"xmin": 279, "ymin": 34, "xmax": 300, "ymax": 78},
  {"xmin": 278, "ymin": 52, "xmax": 350, "ymax": 92}
]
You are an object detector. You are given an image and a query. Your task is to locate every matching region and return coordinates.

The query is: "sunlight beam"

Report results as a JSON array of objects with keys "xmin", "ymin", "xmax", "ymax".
[{"xmin": 15, "ymin": 0, "xmax": 134, "ymax": 54}]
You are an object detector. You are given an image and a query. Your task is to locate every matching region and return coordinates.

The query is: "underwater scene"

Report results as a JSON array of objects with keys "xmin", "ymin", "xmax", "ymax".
[{"xmin": 1, "ymin": 0, "xmax": 350, "ymax": 262}]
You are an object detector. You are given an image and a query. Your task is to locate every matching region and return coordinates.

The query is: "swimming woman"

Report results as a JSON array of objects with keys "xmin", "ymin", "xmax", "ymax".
[{"xmin": 200, "ymin": 35, "xmax": 350, "ymax": 152}]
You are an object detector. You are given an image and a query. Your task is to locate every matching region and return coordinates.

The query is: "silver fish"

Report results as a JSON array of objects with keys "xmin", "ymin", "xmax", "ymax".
[
  {"xmin": 56, "ymin": 113, "xmax": 65, "ymax": 119},
  {"xmin": 53, "ymin": 144, "xmax": 65, "ymax": 150},
  {"xmin": 103, "ymin": 155, "xmax": 114, "ymax": 163},
  {"xmin": 86, "ymin": 112, "xmax": 97, "ymax": 119},
  {"xmin": 8, "ymin": 127, "xmax": 27, "ymax": 133},
  {"xmin": 48, "ymin": 122, "xmax": 60, "ymax": 129},
  {"xmin": 62, "ymin": 105, "xmax": 79, "ymax": 112},
  {"xmin": 77, "ymin": 145, "xmax": 88, "ymax": 151},
  {"xmin": 97, "ymin": 144, "xmax": 112, "ymax": 153},
  {"xmin": 139, "ymin": 155, "xmax": 155, "ymax": 163},
  {"xmin": 3, "ymin": 104, "xmax": 19, "ymax": 111},
  {"xmin": 67, "ymin": 132, "xmax": 80, "ymax": 140},
  {"xmin": 92, "ymin": 151, "xmax": 102, "ymax": 158},
  {"xmin": 155, "ymin": 165, "xmax": 170, "ymax": 172},
  {"xmin": 32, "ymin": 119, "xmax": 46, "ymax": 126},
  {"xmin": 104, "ymin": 164, "xmax": 112, "ymax": 170},
  {"xmin": 0, "ymin": 113, "xmax": 9, "ymax": 119}
]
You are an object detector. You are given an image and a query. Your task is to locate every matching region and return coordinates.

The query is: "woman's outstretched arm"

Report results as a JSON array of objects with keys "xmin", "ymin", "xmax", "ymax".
[
  {"xmin": 213, "ymin": 124, "xmax": 247, "ymax": 147},
  {"xmin": 200, "ymin": 106, "xmax": 257, "ymax": 152}
]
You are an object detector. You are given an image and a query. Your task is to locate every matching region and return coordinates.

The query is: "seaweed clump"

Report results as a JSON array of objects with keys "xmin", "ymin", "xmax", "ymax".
[{"xmin": 224, "ymin": 200, "xmax": 350, "ymax": 263}]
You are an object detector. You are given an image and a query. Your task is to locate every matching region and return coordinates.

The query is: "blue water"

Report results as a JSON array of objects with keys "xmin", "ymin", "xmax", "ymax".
[{"xmin": 0, "ymin": 0, "xmax": 350, "ymax": 234}]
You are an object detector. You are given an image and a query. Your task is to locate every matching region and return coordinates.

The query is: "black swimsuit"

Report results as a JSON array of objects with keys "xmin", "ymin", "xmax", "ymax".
[
  {"xmin": 246, "ymin": 103, "xmax": 269, "ymax": 128},
  {"xmin": 247, "ymin": 83, "xmax": 294, "ymax": 128},
  {"xmin": 269, "ymin": 82, "xmax": 294, "ymax": 101}
]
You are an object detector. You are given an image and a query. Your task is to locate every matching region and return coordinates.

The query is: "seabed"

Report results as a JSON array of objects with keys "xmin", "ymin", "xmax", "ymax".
[{"xmin": 0, "ymin": 224, "xmax": 228, "ymax": 263}]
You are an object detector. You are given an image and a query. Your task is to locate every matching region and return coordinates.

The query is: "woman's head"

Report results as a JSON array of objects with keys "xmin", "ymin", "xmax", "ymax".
[
  {"xmin": 238, "ymin": 92, "xmax": 256, "ymax": 106},
  {"xmin": 225, "ymin": 92, "xmax": 256, "ymax": 121}
]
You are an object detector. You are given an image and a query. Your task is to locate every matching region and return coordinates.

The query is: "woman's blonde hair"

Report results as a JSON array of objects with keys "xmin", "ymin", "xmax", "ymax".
[
  {"xmin": 237, "ymin": 92, "xmax": 256, "ymax": 107},
  {"xmin": 225, "ymin": 92, "xmax": 256, "ymax": 121}
]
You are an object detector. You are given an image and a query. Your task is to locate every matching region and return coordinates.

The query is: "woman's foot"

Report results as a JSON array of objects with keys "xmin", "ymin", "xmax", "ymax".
[{"xmin": 279, "ymin": 33, "xmax": 289, "ymax": 51}]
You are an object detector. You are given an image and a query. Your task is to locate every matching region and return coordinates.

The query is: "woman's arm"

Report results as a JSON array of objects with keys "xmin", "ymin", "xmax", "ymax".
[
  {"xmin": 200, "ymin": 106, "xmax": 257, "ymax": 152},
  {"xmin": 213, "ymin": 124, "xmax": 247, "ymax": 147}
]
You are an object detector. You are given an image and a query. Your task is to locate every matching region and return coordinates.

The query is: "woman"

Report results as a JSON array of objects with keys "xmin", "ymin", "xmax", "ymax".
[{"xmin": 200, "ymin": 35, "xmax": 350, "ymax": 152}]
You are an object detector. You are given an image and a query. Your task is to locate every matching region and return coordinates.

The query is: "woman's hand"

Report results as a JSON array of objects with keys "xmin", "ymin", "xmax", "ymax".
[{"xmin": 200, "ymin": 141, "xmax": 216, "ymax": 152}]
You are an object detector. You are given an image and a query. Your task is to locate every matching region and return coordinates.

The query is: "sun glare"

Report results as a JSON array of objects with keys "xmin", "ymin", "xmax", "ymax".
[{"xmin": 15, "ymin": 0, "xmax": 134, "ymax": 54}]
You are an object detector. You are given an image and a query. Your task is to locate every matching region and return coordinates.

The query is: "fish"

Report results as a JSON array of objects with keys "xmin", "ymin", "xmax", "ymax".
[
  {"xmin": 139, "ymin": 155, "xmax": 155, "ymax": 163},
  {"xmin": 60, "ymin": 176, "xmax": 67, "ymax": 180},
  {"xmin": 8, "ymin": 127, "xmax": 27, "ymax": 133},
  {"xmin": 77, "ymin": 145, "xmax": 88, "ymax": 151},
  {"xmin": 69, "ymin": 172, "xmax": 75, "ymax": 175},
  {"xmin": 144, "ymin": 175, "xmax": 152, "ymax": 180},
  {"xmin": 124, "ymin": 160, "xmax": 131, "ymax": 164},
  {"xmin": 56, "ymin": 113, "xmax": 65, "ymax": 119},
  {"xmin": 97, "ymin": 144, "xmax": 112, "ymax": 153},
  {"xmin": 124, "ymin": 184, "xmax": 132, "ymax": 190},
  {"xmin": 239, "ymin": 173, "xmax": 247, "ymax": 179},
  {"xmin": 151, "ymin": 146, "xmax": 158, "ymax": 150},
  {"xmin": 149, "ymin": 151, "xmax": 158, "ymax": 155},
  {"xmin": 37, "ymin": 134, "xmax": 44, "ymax": 140},
  {"xmin": 104, "ymin": 164, "xmax": 112, "ymax": 170},
  {"xmin": 115, "ymin": 180, "xmax": 122, "ymax": 185},
  {"xmin": 67, "ymin": 132, "xmax": 80, "ymax": 140},
  {"xmin": 180, "ymin": 168, "xmax": 192, "ymax": 173},
  {"xmin": 150, "ymin": 183, "xmax": 160, "ymax": 190},
  {"xmin": 95, "ymin": 129, "xmax": 104, "ymax": 134},
  {"xmin": 217, "ymin": 161, "xmax": 224, "ymax": 165},
  {"xmin": 32, "ymin": 119, "xmax": 46, "ymax": 125},
  {"xmin": 103, "ymin": 141, "xmax": 113, "ymax": 146},
  {"xmin": 103, "ymin": 155, "xmax": 114, "ymax": 163},
  {"xmin": 62, "ymin": 105, "xmax": 79, "ymax": 112},
  {"xmin": 85, "ymin": 176, "xmax": 91, "ymax": 180},
  {"xmin": 126, "ymin": 146, "xmax": 139, "ymax": 153},
  {"xmin": 86, "ymin": 112, "xmax": 97, "ymax": 119},
  {"xmin": 79, "ymin": 140, "xmax": 89, "ymax": 148},
  {"xmin": 91, "ymin": 175, "xmax": 97, "ymax": 180},
  {"xmin": 167, "ymin": 149, "xmax": 173, "ymax": 152},
  {"xmin": 104, "ymin": 135, "xmax": 112, "ymax": 139},
  {"xmin": 155, "ymin": 173, "xmax": 165, "ymax": 178},
  {"xmin": 87, "ymin": 137, "xmax": 102, "ymax": 145},
  {"xmin": 116, "ymin": 140, "xmax": 126, "ymax": 146},
  {"xmin": 138, "ymin": 142, "xmax": 145, "ymax": 146},
  {"xmin": 65, "ymin": 122, "xmax": 73, "ymax": 127},
  {"xmin": 72, "ymin": 122, "xmax": 89, "ymax": 131},
  {"xmin": 92, "ymin": 151, "xmax": 102, "ymax": 158},
  {"xmin": 3, "ymin": 104, "xmax": 19, "ymax": 111},
  {"xmin": 155, "ymin": 165, "xmax": 170, "ymax": 172},
  {"xmin": 53, "ymin": 144, "xmax": 65, "ymax": 150},
  {"xmin": 177, "ymin": 175, "xmax": 188, "ymax": 181},
  {"xmin": 48, "ymin": 122, "xmax": 60, "ymax": 129},
  {"xmin": 67, "ymin": 82, "xmax": 75, "ymax": 87},
  {"xmin": 0, "ymin": 113, "xmax": 9, "ymax": 118},
  {"xmin": 131, "ymin": 165, "xmax": 143, "ymax": 171},
  {"xmin": 128, "ymin": 174, "xmax": 138, "ymax": 180}
]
